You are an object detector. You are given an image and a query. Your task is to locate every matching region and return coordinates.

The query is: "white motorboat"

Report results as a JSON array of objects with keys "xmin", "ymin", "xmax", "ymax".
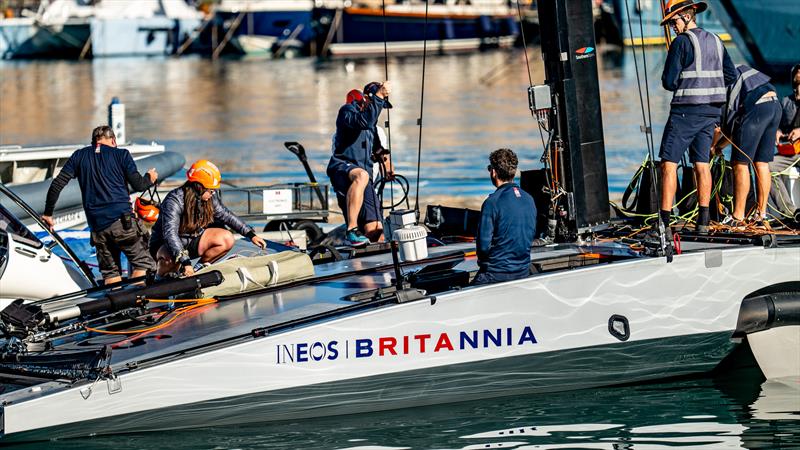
[
  {"xmin": 2, "ymin": 98, "xmax": 186, "ymax": 231},
  {"xmin": 0, "ymin": 0, "xmax": 797, "ymax": 442},
  {"xmin": 0, "ymin": 142, "xmax": 166, "ymax": 186}
]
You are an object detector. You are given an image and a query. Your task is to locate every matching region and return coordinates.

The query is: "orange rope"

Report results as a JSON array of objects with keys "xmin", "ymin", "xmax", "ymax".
[{"xmin": 84, "ymin": 298, "xmax": 217, "ymax": 335}]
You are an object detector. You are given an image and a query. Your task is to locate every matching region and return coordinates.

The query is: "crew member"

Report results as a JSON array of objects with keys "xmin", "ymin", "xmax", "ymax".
[
  {"xmin": 473, "ymin": 148, "xmax": 536, "ymax": 286},
  {"xmin": 327, "ymin": 81, "xmax": 392, "ymax": 246},
  {"xmin": 149, "ymin": 160, "xmax": 266, "ymax": 277},
  {"xmin": 657, "ymin": 0, "xmax": 736, "ymax": 236},
  {"xmin": 43, "ymin": 126, "xmax": 158, "ymax": 285},
  {"xmin": 714, "ymin": 64, "xmax": 781, "ymax": 225},
  {"xmin": 769, "ymin": 63, "xmax": 800, "ymax": 220}
]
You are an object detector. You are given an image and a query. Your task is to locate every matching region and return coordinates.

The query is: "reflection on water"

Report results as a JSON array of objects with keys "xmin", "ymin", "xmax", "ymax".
[
  {"xmin": 13, "ymin": 367, "xmax": 798, "ymax": 449},
  {"xmin": 2, "ymin": 47, "xmax": 692, "ymax": 212}
]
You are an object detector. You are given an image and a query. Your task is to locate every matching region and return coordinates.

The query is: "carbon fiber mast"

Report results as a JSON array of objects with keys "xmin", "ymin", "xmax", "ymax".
[{"xmin": 526, "ymin": 0, "xmax": 611, "ymax": 241}]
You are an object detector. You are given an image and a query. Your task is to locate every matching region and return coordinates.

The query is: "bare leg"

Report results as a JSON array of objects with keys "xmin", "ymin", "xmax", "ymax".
[
  {"xmin": 345, "ymin": 168, "xmax": 369, "ymax": 230},
  {"xmin": 197, "ymin": 228, "xmax": 235, "ymax": 263},
  {"xmin": 660, "ymin": 161, "xmax": 678, "ymax": 211},
  {"xmin": 732, "ymin": 162, "xmax": 749, "ymax": 220},
  {"xmin": 754, "ymin": 162, "xmax": 771, "ymax": 217},
  {"xmin": 104, "ymin": 275, "xmax": 122, "ymax": 285},
  {"xmin": 694, "ymin": 162, "xmax": 711, "ymax": 207},
  {"xmin": 156, "ymin": 245, "xmax": 179, "ymax": 277},
  {"xmin": 363, "ymin": 221, "xmax": 384, "ymax": 242}
]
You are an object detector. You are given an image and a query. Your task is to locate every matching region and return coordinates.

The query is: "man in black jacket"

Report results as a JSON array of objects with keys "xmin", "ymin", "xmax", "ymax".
[
  {"xmin": 43, "ymin": 126, "xmax": 158, "ymax": 284},
  {"xmin": 327, "ymin": 81, "xmax": 391, "ymax": 246}
]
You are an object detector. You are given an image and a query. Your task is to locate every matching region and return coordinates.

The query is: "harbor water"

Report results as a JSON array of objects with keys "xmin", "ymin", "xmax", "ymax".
[
  {"xmin": 0, "ymin": 46, "xmax": 736, "ymax": 212},
  {"xmin": 1, "ymin": 48, "xmax": 799, "ymax": 448}
]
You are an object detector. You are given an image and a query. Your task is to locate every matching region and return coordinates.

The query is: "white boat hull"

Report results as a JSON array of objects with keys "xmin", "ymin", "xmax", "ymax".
[{"xmin": 2, "ymin": 244, "xmax": 797, "ymax": 440}]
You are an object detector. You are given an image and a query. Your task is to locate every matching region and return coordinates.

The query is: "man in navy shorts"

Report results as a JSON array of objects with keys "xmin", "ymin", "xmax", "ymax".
[
  {"xmin": 327, "ymin": 81, "xmax": 392, "ymax": 246},
  {"xmin": 715, "ymin": 65, "xmax": 781, "ymax": 224},
  {"xmin": 658, "ymin": 0, "xmax": 736, "ymax": 237}
]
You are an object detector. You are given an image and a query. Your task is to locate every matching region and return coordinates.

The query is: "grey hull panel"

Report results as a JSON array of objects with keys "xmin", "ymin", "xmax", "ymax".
[{"xmin": 3, "ymin": 331, "xmax": 735, "ymax": 442}]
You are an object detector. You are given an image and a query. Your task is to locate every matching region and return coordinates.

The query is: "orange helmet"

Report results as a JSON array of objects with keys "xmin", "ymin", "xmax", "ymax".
[
  {"xmin": 187, "ymin": 160, "xmax": 221, "ymax": 189},
  {"xmin": 135, "ymin": 197, "xmax": 159, "ymax": 223}
]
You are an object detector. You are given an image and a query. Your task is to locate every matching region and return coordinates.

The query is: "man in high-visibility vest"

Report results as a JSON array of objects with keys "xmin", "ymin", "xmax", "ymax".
[{"xmin": 657, "ymin": 0, "xmax": 736, "ymax": 239}]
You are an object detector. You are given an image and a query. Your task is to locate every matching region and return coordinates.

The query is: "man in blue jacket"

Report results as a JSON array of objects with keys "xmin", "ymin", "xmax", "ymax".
[
  {"xmin": 657, "ymin": 0, "xmax": 736, "ymax": 238},
  {"xmin": 43, "ymin": 126, "xmax": 158, "ymax": 284},
  {"xmin": 327, "ymin": 81, "xmax": 391, "ymax": 246},
  {"xmin": 472, "ymin": 148, "xmax": 536, "ymax": 286}
]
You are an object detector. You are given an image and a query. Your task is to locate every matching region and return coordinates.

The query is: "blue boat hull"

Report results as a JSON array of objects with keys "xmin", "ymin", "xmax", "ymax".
[
  {"xmin": 707, "ymin": 0, "xmax": 800, "ymax": 78},
  {"xmin": 319, "ymin": 7, "xmax": 519, "ymax": 56}
]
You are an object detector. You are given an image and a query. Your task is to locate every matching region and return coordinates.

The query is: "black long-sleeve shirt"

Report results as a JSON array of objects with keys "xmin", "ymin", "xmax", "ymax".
[{"xmin": 44, "ymin": 144, "xmax": 153, "ymax": 231}]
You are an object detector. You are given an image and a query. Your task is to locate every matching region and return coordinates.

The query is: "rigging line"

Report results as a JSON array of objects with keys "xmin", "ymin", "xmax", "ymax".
[
  {"xmin": 515, "ymin": 1, "xmax": 554, "ymax": 195},
  {"xmin": 413, "ymin": 0, "xmax": 430, "ymax": 216},
  {"xmin": 636, "ymin": 0, "xmax": 657, "ymax": 157},
  {"xmin": 659, "ymin": 0, "xmax": 672, "ymax": 51},
  {"xmin": 514, "ymin": 0, "xmax": 534, "ymax": 88},
  {"xmin": 624, "ymin": 0, "xmax": 671, "ymax": 257},
  {"xmin": 622, "ymin": 0, "xmax": 667, "ymax": 242},
  {"xmin": 381, "ymin": 0, "xmax": 394, "ymax": 209}
]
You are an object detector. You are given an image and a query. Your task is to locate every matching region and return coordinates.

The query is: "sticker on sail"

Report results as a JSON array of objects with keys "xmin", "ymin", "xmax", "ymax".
[{"xmin": 575, "ymin": 47, "xmax": 596, "ymax": 60}]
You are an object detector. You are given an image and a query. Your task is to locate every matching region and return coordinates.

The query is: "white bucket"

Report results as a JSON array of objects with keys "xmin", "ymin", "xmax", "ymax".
[{"xmin": 393, "ymin": 225, "xmax": 428, "ymax": 262}]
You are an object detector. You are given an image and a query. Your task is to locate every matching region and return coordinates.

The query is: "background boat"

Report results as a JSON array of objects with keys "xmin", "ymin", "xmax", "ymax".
[
  {"xmin": 314, "ymin": 0, "xmax": 519, "ymax": 57},
  {"xmin": 0, "ymin": 0, "xmax": 203, "ymax": 59},
  {"xmin": 707, "ymin": 0, "xmax": 800, "ymax": 79},
  {"xmin": 202, "ymin": 0, "xmax": 324, "ymax": 58}
]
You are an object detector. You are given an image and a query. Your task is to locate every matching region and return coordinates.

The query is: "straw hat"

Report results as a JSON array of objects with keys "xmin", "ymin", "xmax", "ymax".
[{"xmin": 659, "ymin": 0, "xmax": 708, "ymax": 26}]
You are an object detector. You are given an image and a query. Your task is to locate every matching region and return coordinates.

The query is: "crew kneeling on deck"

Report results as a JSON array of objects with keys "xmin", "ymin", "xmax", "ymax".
[
  {"xmin": 149, "ymin": 160, "xmax": 266, "ymax": 277},
  {"xmin": 472, "ymin": 148, "xmax": 536, "ymax": 286}
]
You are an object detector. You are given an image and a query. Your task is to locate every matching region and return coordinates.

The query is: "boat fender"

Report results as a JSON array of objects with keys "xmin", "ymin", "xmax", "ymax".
[
  {"xmin": 198, "ymin": 251, "xmax": 314, "ymax": 297},
  {"xmin": 734, "ymin": 292, "xmax": 800, "ymax": 336}
]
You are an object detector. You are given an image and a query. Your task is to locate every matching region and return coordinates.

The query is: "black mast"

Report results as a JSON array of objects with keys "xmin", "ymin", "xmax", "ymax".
[{"xmin": 538, "ymin": 0, "xmax": 610, "ymax": 234}]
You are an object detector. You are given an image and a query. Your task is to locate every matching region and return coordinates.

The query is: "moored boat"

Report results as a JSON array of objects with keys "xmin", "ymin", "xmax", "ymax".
[
  {"xmin": 315, "ymin": 0, "xmax": 519, "ymax": 57},
  {"xmin": 706, "ymin": 0, "xmax": 800, "ymax": 79}
]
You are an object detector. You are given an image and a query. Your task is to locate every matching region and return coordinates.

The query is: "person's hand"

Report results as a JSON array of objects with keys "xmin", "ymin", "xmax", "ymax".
[
  {"xmin": 147, "ymin": 168, "xmax": 158, "ymax": 183},
  {"xmin": 182, "ymin": 264, "xmax": 195, "ymax": 277},
  {"xmin": 41, "ymin": 215, "xmax": 55, "ymax": 232},
  {"xmin": 789, "ymin": 128, "xmax": 800, "ymax": 142},
  {"xmin": 251, "ymin": 235, "xmax": 267, "ymax": 250},
  {"xmin": 377, "ymin": 81, "xmax": 391, "ymax": 98},
  {"xmin": 776, "ymin": 129, "xmax": 784, "ymax": 144}
]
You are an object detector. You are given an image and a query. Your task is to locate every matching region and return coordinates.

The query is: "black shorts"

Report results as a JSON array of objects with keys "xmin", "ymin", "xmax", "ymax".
[
  {"xmin": 330, "ymin": 166, "xmax": 382, "ymax": 229},
  {"xmin": 149, "ymin": 231, "xmax": 204, "ymax": 261},
  {"xmin": 92, "ymin": 218, "xmax": 155, "ymax": 279}
]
